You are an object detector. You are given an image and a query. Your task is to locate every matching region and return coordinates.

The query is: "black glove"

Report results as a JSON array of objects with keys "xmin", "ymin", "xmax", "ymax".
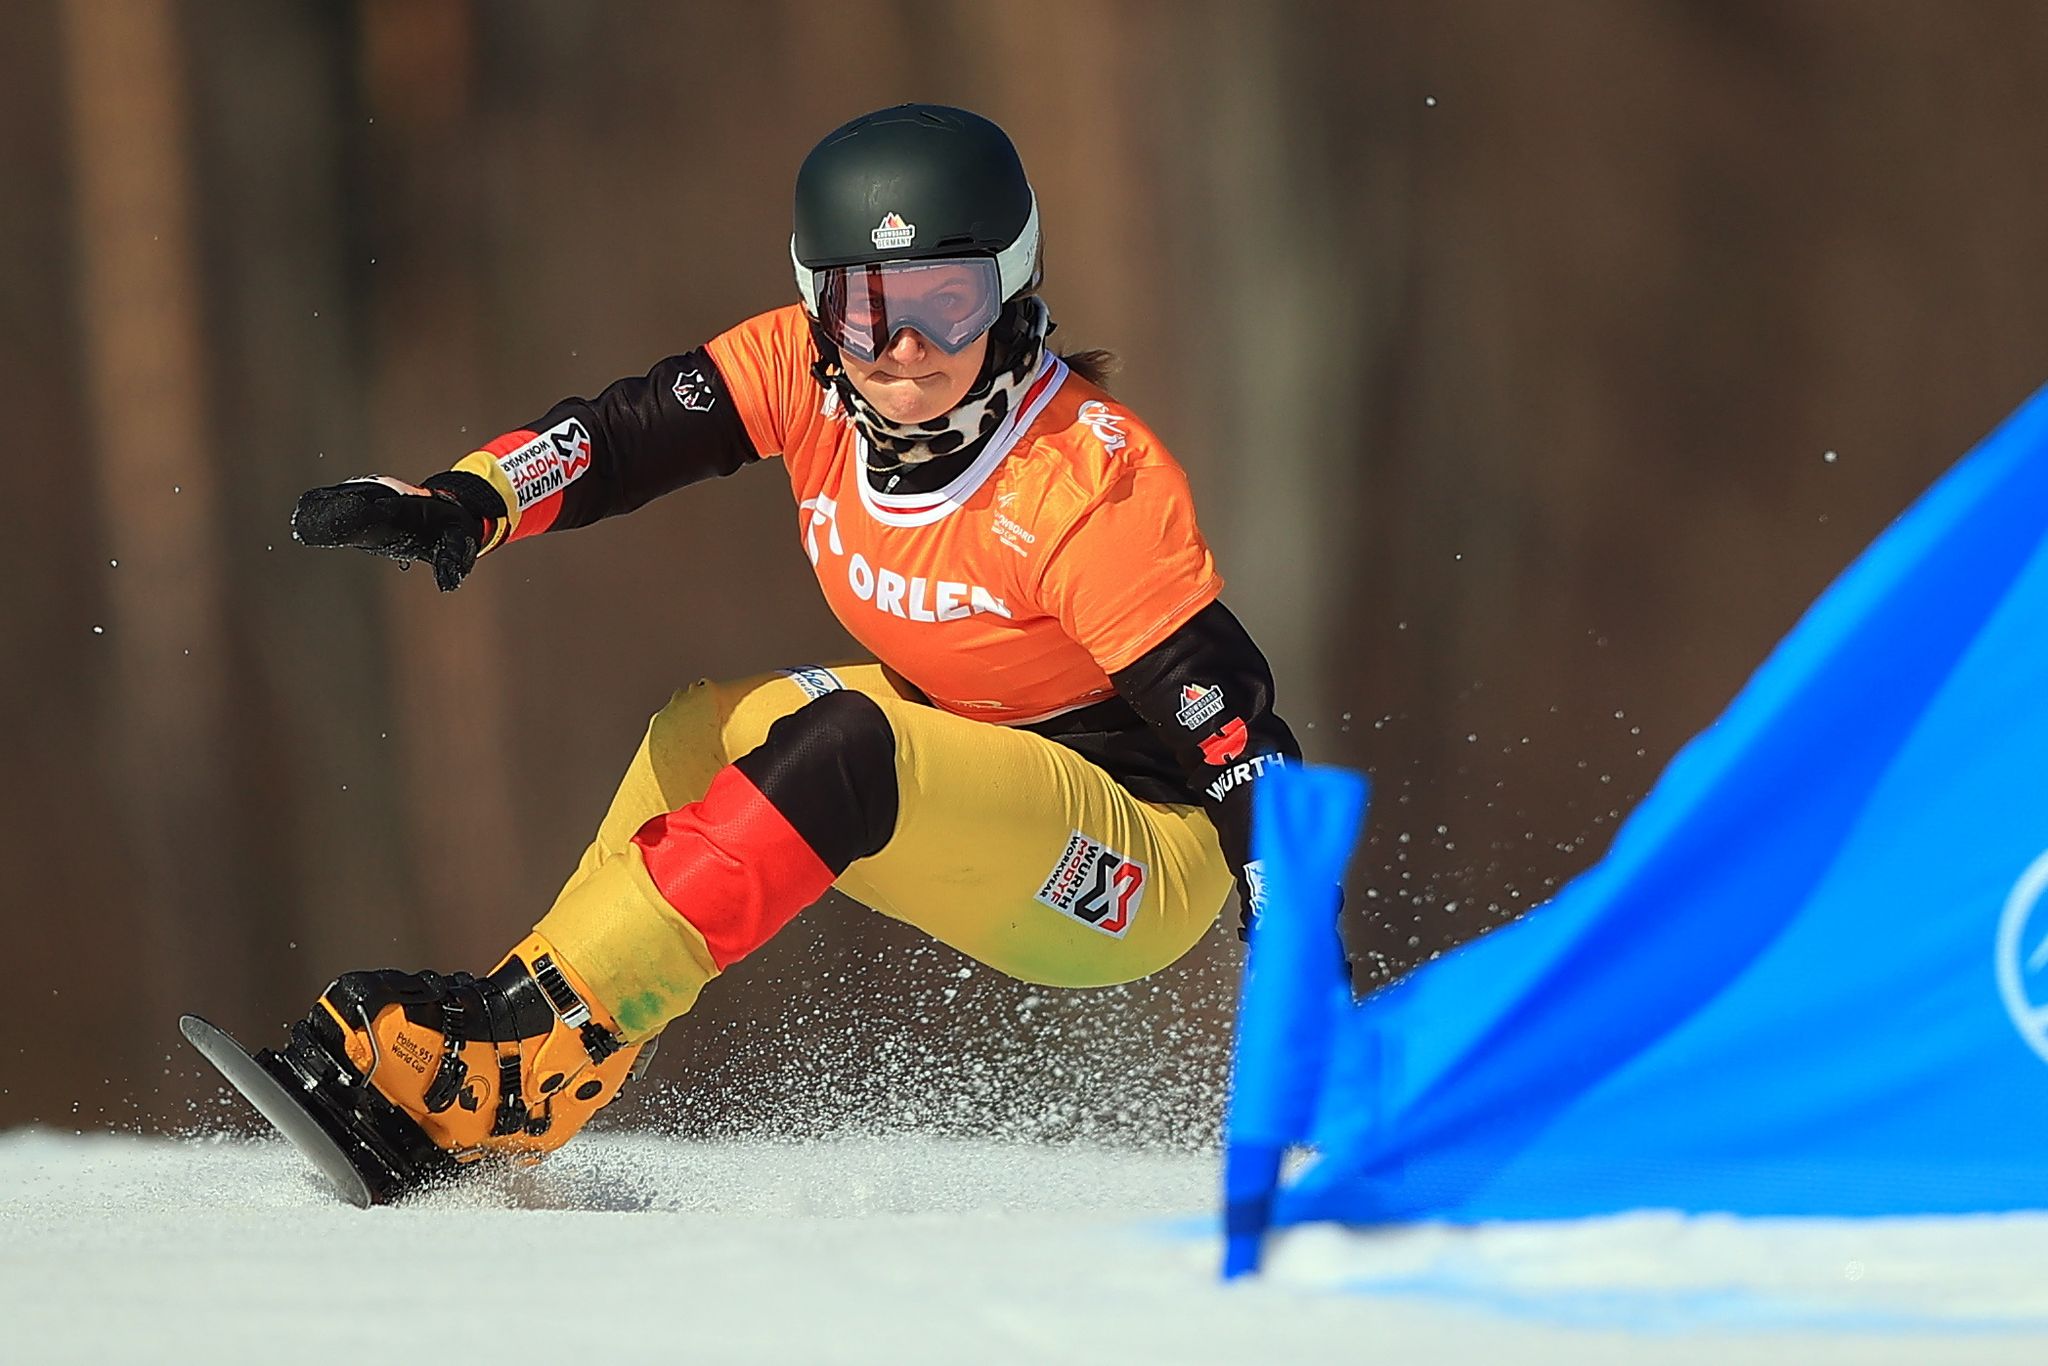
[
  {"xmin": 291, "ymin": 472, "xmax": 505, "ymax": 592},
  {"xmin": 1239, "ymin": 872, "xmax": 1354, "ymax": 988}
]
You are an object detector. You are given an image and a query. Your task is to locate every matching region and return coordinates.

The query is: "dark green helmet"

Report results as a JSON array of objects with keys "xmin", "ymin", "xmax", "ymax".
[{"xmin": 791, "ymin": 103, "xmax": 1041, "ymax": 316}]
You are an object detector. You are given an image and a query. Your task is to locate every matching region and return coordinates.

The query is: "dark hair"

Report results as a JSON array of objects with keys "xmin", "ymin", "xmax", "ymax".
[{"xmin": 1059, "ymin": 347, "xmax": 1119, "ymax": 390}]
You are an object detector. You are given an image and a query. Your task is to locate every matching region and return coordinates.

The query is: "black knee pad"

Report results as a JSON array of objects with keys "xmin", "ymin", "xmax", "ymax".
[{"xmin": 732, "ymin": 690, "xmax": 900, "ymax": 870}]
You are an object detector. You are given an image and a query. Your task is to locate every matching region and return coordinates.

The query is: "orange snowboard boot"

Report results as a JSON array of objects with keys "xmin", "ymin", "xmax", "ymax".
[{"xmin": 278, "ymin": 931, "xmax": 654, "ymax": 1200}]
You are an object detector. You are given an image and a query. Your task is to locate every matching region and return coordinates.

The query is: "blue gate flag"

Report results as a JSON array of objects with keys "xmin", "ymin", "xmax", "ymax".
[
  {"xmin": 1224, "ymin": 764, "xmax": 1368, "ymax": 1276},
  {"xmin": 1231, "ymin": 383, "xmax": 2048, "ymax": 1237}
]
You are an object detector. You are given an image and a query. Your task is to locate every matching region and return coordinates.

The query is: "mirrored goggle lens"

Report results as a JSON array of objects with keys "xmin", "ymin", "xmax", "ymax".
[{"xmin": 816, "ymin": 257, "xmax": 1002, "ymax": 363}]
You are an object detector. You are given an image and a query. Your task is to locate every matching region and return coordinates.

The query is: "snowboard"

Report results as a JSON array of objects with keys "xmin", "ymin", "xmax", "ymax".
[{"xmin": 180, "ymin": 1013, "xmax": 456, "ymax": 1207}]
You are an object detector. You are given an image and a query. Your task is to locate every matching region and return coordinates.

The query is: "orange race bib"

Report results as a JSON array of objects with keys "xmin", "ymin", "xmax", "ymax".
[{"xmin": 707, "ymin": 306, "xmax": 1222, "ymax": 722}]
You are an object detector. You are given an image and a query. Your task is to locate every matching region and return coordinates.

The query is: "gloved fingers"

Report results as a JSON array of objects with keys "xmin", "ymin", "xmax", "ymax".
[
  {"xmin": 429, "ymin": 522, "xmax": 481, "ymax": 592},
  {"xmin": 292, "ymin": 480, "xmax": 411, "ymax": 551},
  {"xmin": 292, "ymin": 475, "xmax": 486, "ymax": 590}
]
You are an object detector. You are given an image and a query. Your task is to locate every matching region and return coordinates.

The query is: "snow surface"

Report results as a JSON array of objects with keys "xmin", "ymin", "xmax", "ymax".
[{"xmin": 5, "ymin": 1129, "xmax": 2047, "ymax": 1364}]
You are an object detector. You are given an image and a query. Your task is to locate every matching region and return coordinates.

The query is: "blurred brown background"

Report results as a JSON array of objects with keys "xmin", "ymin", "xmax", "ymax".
[{"xmin": 7, "ymin": 0, "xmax": 2048, "ymax": 1137}]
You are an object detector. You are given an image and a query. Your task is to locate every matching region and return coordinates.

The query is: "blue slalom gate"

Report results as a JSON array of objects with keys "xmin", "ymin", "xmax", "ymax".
[{"xmin": 1226, "ymin": 384, "xmax": 2048, "ymax": 1274}]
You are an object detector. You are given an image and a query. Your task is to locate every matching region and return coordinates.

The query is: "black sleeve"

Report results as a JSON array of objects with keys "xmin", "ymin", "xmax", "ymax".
[
  {"xmin": 493, "ymin": 347, "xmax": 758, "ymax": 534},
  {"xmin": 1108, "ymin": 599, "xmax": 1303, "ymax": 936}
]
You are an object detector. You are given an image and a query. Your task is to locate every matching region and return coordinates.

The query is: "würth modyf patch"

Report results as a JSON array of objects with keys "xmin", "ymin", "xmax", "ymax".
[
  {"xmin": 497, "ymin": 416, "xmax": 593, "ymax": 511},
  {"xmin": 1036, "ymin": 832, "xmax": 1147, "ymax": 937}
]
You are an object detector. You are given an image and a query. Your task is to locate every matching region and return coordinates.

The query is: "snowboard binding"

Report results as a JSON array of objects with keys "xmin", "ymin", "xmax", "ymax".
[{"xmin": 185, "ymin": 934, "xmax": 654, "ymax": 1206}]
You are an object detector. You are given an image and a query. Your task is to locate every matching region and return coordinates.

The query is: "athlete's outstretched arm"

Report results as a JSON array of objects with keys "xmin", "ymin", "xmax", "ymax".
[
  {"xmin": 291, "ymin": 347, "xmax": 756, "ymax": 589},
  {"xmin": 451, "ymin": 349, "xmax": 758, "ymax": 545},
  {"xmin": 1110, "ymin": 600, "xmax": 1303, "ymax": 937}
]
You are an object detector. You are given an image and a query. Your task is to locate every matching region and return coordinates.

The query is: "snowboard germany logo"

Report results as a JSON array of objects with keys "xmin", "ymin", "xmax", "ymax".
[{"xmin": 871, "ymin": 211, "xmax": 916, "ymax": 250}]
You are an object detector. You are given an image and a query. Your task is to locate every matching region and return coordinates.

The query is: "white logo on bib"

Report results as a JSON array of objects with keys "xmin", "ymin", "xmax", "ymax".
[{"xmin": 1077, "ymin": 400, "xmax": 1127, "ymax": 455}]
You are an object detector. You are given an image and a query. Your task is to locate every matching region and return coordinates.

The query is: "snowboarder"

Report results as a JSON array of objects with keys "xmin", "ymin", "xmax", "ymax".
[{"xmin": 248, "ymin": 103, "xmax": 1302, "ymax": 1200}]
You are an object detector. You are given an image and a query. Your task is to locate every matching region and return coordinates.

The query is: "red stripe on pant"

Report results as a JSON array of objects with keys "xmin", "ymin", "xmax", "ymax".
[{"xmin": 630, "ymin": 766, "xmax": 837, "ymax": 970}]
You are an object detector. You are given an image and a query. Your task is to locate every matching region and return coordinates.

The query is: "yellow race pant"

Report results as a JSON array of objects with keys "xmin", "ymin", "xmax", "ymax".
[{"xmin": 533, "ymin": 665, "xmax": 1234, "ymax": 1038}]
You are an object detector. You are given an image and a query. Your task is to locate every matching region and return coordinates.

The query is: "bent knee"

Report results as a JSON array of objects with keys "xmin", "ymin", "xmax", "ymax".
[
  {"xmin": 732, "ymin": 690, "xmax": 901, "ymax": 869},
  {"xmin": 697, "ymin": 668, "xmax": 883, "ymax": 766},
  {"xmin": 647, "ymin": 671, "xmax": 824, "ymax": 768}
]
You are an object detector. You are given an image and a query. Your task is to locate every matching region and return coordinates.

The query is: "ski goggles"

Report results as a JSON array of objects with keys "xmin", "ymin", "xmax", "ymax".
[{"xmin": 813, "ymin": 256, "xmax": 1004, "ymax": 364}]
